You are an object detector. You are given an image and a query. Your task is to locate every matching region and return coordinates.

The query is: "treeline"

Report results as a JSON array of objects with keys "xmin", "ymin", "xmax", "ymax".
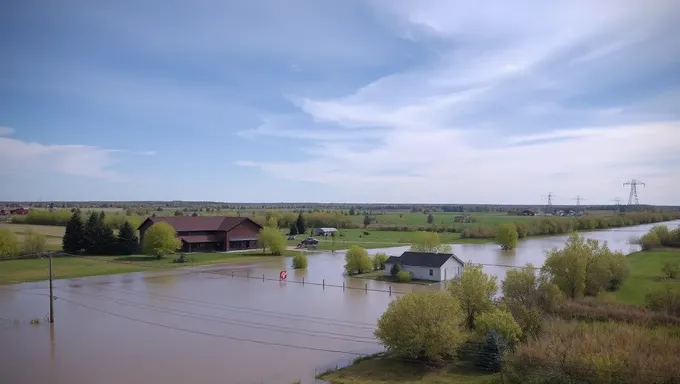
[
  {"xmin": 62, "ymin": 210, "xmax": 138, "ymax": 255},
  {"xmin": 10, "ymin": 209, "xmax": 143, "ymax": 230},
  {"xmin": 461, "ymin": 211, "xmax": 680, "ymax": 239}
]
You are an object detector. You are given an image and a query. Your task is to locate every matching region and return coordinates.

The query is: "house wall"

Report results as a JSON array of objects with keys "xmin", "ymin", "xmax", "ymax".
[
  {"xmin": 403, "ymin": 265, "xmax": 440, "ymax": 281},
  {"xmin": 226, "ymin": 220, "xmax": 262, "ymax": 251},
  {"xmin": 138, "ymin": 219, "xmax": 154, "ymax": 246},
  {"xmin": 384, "ymin": 262, "xmax": 395, "ymax": 276},
  {"xmin": 440, "ymin": 258, "xmax": 463, "ymax": 281}
]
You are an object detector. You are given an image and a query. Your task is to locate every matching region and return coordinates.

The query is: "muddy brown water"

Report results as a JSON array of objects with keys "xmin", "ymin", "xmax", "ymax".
[{"xmin": 1, "ymin": 220, "xmax": 677, "ymax": 384}]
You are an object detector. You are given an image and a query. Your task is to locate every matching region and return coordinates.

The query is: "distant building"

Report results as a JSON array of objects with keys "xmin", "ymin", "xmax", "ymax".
[
  {"xmin": 9, "ymin": 207, "xmax": 29, "ymax": 215},
  {"xmin": 521, "ymin": 209, "xmax": 535, "ymax": 216},
  {"xmin": 384, "ymin": 251, "xmax": 464, "ymax": 282},
  {"xmin": 314, "ymin": 227, "xmax": 338, "ymax": 236},
  {"xmin": 138, "ymin": 216, "xmax": 263, "ymax": 253}
]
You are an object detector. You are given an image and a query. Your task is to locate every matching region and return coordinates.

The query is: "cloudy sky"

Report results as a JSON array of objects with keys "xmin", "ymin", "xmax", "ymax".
[{"xmin": 1, "ymin": 0, "xmax": 679, "ymax": 204}]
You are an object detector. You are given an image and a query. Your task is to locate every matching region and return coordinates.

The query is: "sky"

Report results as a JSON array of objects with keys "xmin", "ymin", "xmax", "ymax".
[{"xmin": 1, "ymin": 0, "xmax": 679, "ymax": 205}]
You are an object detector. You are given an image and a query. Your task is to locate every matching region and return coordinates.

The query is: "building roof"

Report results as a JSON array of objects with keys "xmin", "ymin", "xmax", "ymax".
[
  {"xmin": 180, "ymin": 234, "xmax": 222, "ymax": 243},
  {"xmin": 317, "ymin": 227, "xmax": 338, "ymax": 232},
  {"xmin": 138, "ymin": 216, "xmax": 262, "ymax": 232},
  {"xmin": 385, "ymin": 256, "xmax": 401, "ymax": 264},
  {"xmin": 390, "ymin": 251, "xmax": 464, "ymax": 268}
]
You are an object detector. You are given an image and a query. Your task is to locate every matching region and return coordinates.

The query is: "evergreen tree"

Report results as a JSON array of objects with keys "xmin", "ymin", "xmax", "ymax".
[
  {"xmin": 62, "ymin": 210, "xmax": 84, "ymax": 253},
  {"xmin": 349, "ymin": 207, "xmax": 356, "ymax": 216},
  {"xmin": 116, "ymin": 221, "xmax": 139, "ymax": 255},
  {"xmin": 295, "ymin": 213, "xmax": 306, "ymax": 235},
  {"xmin": 288, "ymin": 223, "xmax": 298, "ymax": 236},
  {"xmin": 476, "ymin": 331, "xmax": 508, "ymax": 373},
  {"xmin": 427, "ymin": 213, "xmax": 434, "ymax": 224},
  {"xmin": 82, "ymin": 212, "xmax": 98, "ymax": 254},
  {"xmin": 96, "ymin": 211, "xmax": 116, "ymax": 255}
]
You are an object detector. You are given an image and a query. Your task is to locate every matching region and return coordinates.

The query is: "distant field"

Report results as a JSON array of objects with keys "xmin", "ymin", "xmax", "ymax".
[{"xmin": 0, "ymin": 223, "xmax": 64, "ymax": 250}]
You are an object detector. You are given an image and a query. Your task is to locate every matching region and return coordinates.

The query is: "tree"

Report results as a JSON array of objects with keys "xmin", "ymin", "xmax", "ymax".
[
  {"xmin": 82, "ymin": 212, "xmax": 99, "ymax": 254},
  {"xmin": 372, "ymin": 252, "xmax": 389, "ymax": 270},
  {"xmin": 173, "ymin": 210, "xmax": 183, "ymax": 216},
  {"xmin": 191, "ymin": 212, "xmax": 198, "ymax": 217},
  {"xmin": 62, "ymin": 210, "xmax": 84, "ymax": 253},
  {"xmin": 375, "ymin": 291, "xmax": 467, "ymax": 363},
  {"xmin": 496, "ymin": 223, "xmax": 519, "ymax": 250},
  {"xmin": 0, "ymin": 229, "xmax": 20, "ymax": 258},
  {"xmin": 475, "ymin": 308, "xmax": 522, "ymax": 344},
  {"xmin": 23, "ymin": 229, "xmax": 47, "ymax": 256},
  {"xmin": 265, "ymin": 216, "xmax": 278, "ymax": 229},
  {"xmin": 288, "ymin": 224, "xmax": 298, "ymax": 236},
  {"xmin": 390, "ymin": 262, "xmax": 401, "ymax": 277},
  {"xmin": 476, "ymin": 331, "xmax": 508, "ymax": 373},
  {"xmin": 142, "ymin": 222, "xmax": 181, "ymax": 259},
  {"xmin": 349, "ymin": 207, "xmax": 355, "ymax": 216},
  {"xmin": 295, "ymin": 213, "xmax": 306, "ymax": 235},
  {"xmin": 331, "ymin": 231, "xmax": 337, "ymax": 249},
  {"xmin": 363, "ymin": 215, "xmax": 371, "ymax": 227},
  {"xmin": 257, "ymin": 227, "xmax": 286, "ymax": 255},
  {"xmin": 639, "ymin": 232, "xmax": 661, "ymax": 250},
  {"xmin": 427, "ymin": 213, "xmax": 434, "ymax": 224},
  {"xmin": 501, "ymin": 264, "xmax": 562, "ymax": 313},
  {"xmin": 448, "ymin": 263, "xmax": 498, "ymax": 329},
  {"xmin": 116, "ymin": 221, "xmax": 139, "ymax": 255},
  {"xmin": 344, "ymin": 245, "xmax": 372, "ymax": 275},
  {"xmin": 663, "ymin": 262, "xmax": 680, "ymax": 279},
  {"xmin": 410, "ymin": 231, "xmax": 452, "ymax": 253},
  {"xmin": 292, "ymin": 253, "xmax": 308, "ymax": 269},
  {"xmin": 94, "ymin": 211, "xmax": 116, "ymax": 255}
]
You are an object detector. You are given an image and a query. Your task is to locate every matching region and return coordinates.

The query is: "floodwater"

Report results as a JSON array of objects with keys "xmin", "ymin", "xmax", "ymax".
[{"xmin": 1, "ymin": 220, "xmax": 677, "ymax": 384}]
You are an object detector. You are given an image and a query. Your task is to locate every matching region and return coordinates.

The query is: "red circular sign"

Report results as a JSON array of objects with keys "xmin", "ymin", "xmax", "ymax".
[{"xmin": 279, "ymin": 270, "xmax": 287, "ymax": 280}]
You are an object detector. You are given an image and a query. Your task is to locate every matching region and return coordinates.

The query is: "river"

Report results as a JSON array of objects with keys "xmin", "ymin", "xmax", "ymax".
[{"xmin": 1, "ymin": 220, "xmax": 677, "ymax": 384}]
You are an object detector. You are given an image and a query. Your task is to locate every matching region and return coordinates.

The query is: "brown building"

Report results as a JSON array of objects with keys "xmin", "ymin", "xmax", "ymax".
[{"xmin": 137, "ymin": 216, "xmax": 263, "ymax": 253}]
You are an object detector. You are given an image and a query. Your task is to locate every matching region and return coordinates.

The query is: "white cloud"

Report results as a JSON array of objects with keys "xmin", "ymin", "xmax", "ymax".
[
  {"xmin": 0, "ymin": 130, "xmax": 155, "ymax": 181},
  {"xmin": 0, "ymin": 126, "xmax": 15, "ymax": 136},
  {"xmin": 237, "ymin": 1, "xmax": 680, "ymax": 204}
]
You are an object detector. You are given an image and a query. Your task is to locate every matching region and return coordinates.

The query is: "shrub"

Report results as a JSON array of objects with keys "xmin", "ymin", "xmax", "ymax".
[
  {"xmin": 646, "ymin": 286, "xmax": 680, "ymax": 317},
  {"xmin": 292, "ymin": 253, "xmax": 308, "ymax": 269},
  {"xmin": 474, "ymin": 308, "xmax": 522, "ymax": 344},
  {"xmin": 374, "ymin": 291, "xmax": 467, "ymax": 363},
  {"xmin": 495, "ymin": 223, "xmax": 519, "ymax": 250},
  {"xmin": 555, "ymin": 296, "xmax": 680, "ymax": 327},
  {"xmin": 390, "ymin": 263, "xmax": 401, "ymax": 277},
  {"xmin": 0, "ymin": 229, "xmax": 20, "ymax": 259},
  {"xmin": 663, "ymin": 262, "xmax": 680, "ymax": 279},
  {"xmin": 396, "ymin": 271, "xmax": 412, "ymax": 282},
  {"xmin": 476, "ymin": 332, "xmax": 508, "ymax": 373},
  {"xmin": 371, "ymin": 252, "xmax": 388, "ymax": 270},
  {"xmin": 505, "ymin": 321, "xmax": 680, "ymax": 384},
  {"xmin": 639, "ymin": 232, "xmax": 661, "ymax": 250}
]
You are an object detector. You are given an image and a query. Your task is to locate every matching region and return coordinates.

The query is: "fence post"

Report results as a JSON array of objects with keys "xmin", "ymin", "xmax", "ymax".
[
  {"xmin": 231, "ymin": 271, "xmax": 234, "ymax": 278},
  {"xmin": 263, "ymin": 274, "xmax": 265, "ymax": 281},
  {"xmin": 365, "ymin": 283, "xmax": 368, "ymax": 293},
  {"xmin": 302, "ymin": 277, "xmax": 305, "ymax": 286},
  {"xmin": 389, "ymin": 286, "xmax": 391, "ymax": 296},
  {"xmin": 323, "ymin": 279, "xmax": 325, "ymax": 290},
  {"xmin": 342, "ymin": 281, "xmax": 345, "ymax": 292},
  {"xmin": 247, "ymin": 270, "xmax": 249, "ymax": 278}
]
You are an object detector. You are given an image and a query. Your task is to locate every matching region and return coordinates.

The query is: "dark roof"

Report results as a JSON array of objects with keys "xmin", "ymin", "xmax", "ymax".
[
  {"xmin": 138, "ymin": 216, "xmax": 262, "ymax": 232},
  {"xmin": 391, "ymin": 251, "xmax": 464, "ymax": 268},
  {"xmin": 180, "ymin": 235, "xmax": 222, "ymax": 244},
  {"xmin": 385, "ymin": 256, "xmax": 401, "ymax": 264}
]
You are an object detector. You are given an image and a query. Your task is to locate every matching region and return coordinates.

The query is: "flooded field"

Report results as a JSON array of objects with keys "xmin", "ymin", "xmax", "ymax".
[{"xmin": 1, "ymin": 220, "xmax": 676, "ymax": 384}]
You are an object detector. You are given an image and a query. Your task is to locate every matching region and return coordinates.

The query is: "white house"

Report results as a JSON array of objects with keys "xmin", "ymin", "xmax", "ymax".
[
  {"xmin": 384, "ymin": 251, "xmax": 464, "ymax": 282},
  {"xmin": 314, "ymin": 227, "xmax": 338, "ymax": 236}
]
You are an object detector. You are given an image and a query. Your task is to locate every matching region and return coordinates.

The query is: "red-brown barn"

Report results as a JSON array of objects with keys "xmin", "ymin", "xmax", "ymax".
[{"xmin": 137, "ymin": 216, "xmax": 263, "ymax": 253}]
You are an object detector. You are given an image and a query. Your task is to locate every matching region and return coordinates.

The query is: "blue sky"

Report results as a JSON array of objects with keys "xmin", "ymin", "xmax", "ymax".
[{"xmin": 1, "ymin": 0, "xmax": 679, "ymax": 204}]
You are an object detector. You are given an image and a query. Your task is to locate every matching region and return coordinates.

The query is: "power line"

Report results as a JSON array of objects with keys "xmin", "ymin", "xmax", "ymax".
[{"xmin": 623, "ymin": 179, "xmax": 646, "ymax": 205}]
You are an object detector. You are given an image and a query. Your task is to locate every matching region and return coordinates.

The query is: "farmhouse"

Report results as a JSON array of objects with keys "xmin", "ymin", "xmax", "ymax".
[
  {"xmin": 314, "ymin": 227, "xmax": 338, "ymax": 236},
  {"xmin": 138, "ymin": 216, "xmax": 263, "ymax": 253},
  {"xmin": 384, "ymin": 251, "xmax": 464, "ymax": 282}
]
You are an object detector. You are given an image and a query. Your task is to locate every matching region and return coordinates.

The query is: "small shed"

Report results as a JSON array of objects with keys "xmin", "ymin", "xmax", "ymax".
[
  {"xmin": 384, "ymin": 251, "xmax": 464, "ymax": 281},
  {"xmin": 314, "ymin": 228, "xmax": 338, "ymax": 236}
]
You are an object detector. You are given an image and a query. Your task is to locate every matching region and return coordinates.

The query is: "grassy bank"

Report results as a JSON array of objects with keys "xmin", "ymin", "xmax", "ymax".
[
  {"xmin": 352, "ymin": 270, "xmax": 435, "ymax": 285},
  {"xmin": 0, "ymin": 250, "xmax": 297, "ymax": 285},
  {"xmin": 319, "ymin": 355, "xmax": 497, "ymax": 384},
  {"xmin": 606, "ymin": 247, "xmax": 680, "ymax": 305}
]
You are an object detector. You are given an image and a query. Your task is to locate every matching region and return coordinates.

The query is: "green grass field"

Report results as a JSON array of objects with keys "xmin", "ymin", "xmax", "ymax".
[
  {"xmin": 607, "ymin": 247, "xmax": 680, "ymax": 305},
  {"xmin": 0, "ymin": 251, "xmax": 295, "ymax": 285},
  {"xmin": 0, "ymin": 223, "xmax": 65, "ymax": 251},
  {"xmin": 320, "ymin": 356, "xmax": 497, "ymax": 384}
]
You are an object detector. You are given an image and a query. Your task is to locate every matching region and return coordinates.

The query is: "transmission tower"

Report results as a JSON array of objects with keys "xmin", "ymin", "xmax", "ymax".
[
  {"xmin": 541, "ymin": 192, "xmax": 555, "ymax": 213},
  {"xmin": 623, "ymin": 179, "xmax": 645, "ymax": 205},
  {"xmin": 612, "ymin": 197, "xmax": 621, "ymax": 206},
  {"xmin": 573, "ymin": 195, "xmax": 586, "ymax": 206}
]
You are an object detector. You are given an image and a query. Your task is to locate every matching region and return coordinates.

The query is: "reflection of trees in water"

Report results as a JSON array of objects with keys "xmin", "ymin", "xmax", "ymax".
[{"xmin": 293, "ymin": 267, "xmax": 308, "ymax": 281}]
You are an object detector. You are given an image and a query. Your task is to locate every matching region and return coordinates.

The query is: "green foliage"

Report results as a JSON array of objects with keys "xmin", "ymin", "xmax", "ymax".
[
  {"xmin": 650, "ymin": 225, "xmax": 671, "ymax": 244},
  {"xmin": 495, "ymin": 223, "xmax": 518, "ymax": 250},
  {"xmin": 23, "ymin": 229, "xmax": 47, "ymax": 255},
  {"xmin": 542, "ymin": 233, "xmax": 628, "ymax": 299},
  {"xmin": 295, "ymin": 213, "xmax": 306, "ymax": 235},
  {"xmin": 85, "ymin": 212, "xmax": 116, "ymax": 255},
  {"xmin": 640, "ymin": 225, "xmax": 680, "ymax": 249},
  {"xmin": 62, "ymin": 210, "xmax": 84, "ymax": 253},
  {"xmin": 556, "ymin": 296, "xmax": 680, "ymax": 327},
  {"xmin": 374, "ymin": 291, "xmax": 467, "ymax": 363},
  {"xmin": 663, "ymin": 262, "xmax": 680, "ymax": 279},
  {"xmin": 257, "ymin": 227, "xmax": 286, "ymax": 255},
  {"xmin": 344, "ymin": 245, "xmax": 372, "ymax": 275},
  {"xmin": 390, "ymin": 262, "xmax": 401, "ymax": 277},
  {"xmin": 502, "ymin": 264, "xmax": 562, "ymax": 313},
  {"xmin": 116, "ymin": 221, "xmax": 139, "ymax": 255},
  {"xmin": 474, "ymin": 308, "xmax": 522, "ymax": 344},
  {"xmin": 427, "ymin": 213, "xmax": 434, "ymax": 224},
  {"xmin": 476, "ymin": 331, "xmax": 508, "ymax": 373},
  {"xmin": 265, "ymin": 216, "xmax": 278, "ymax": 229},
  {"xmin": 288, "ymin": 223, "xmax": 298, "ymax": 236},
  {"xmin": 448, "ymin": 263, "xmax": 498, "ymax": 329},
  {"xmin": 396, "ymin": 270, "xmax": 412, "ymax": 282},
  {"xmin": 409, "ymin": 231, "xmax": 452, "ymax": 253},
  {"xmin": 371, "ymin": 252, "xmax": 388, "ymax": 270},
  {"xmin": 639, "ymin": 232, "xmax": 661, "ymax": 250},
  {"xmin": 646, "ymin": 286, "xmax": 680, "ymax": 316},
  {"xmin": 0, "ymin": 229, "xmax": 20, "ymax": 259},
  {"xmin": 142, "ymin": 222, "xmax": 181, "ymax": 259},
  {"xmin": 292, "ymin": 253, "xmax": 308, "ymax": 269}
]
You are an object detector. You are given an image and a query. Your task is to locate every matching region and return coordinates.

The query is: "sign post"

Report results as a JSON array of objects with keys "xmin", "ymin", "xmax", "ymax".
[{"xmin": 279, "ymin": 270, "xmax": 287, "ymax": 281}]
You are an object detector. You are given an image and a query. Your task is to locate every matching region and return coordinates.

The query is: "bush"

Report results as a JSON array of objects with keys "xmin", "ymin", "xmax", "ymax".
[
  {"xmin": 396, "ymin": 271, "xmax": 412, "ymax": 282},
  {"xmin": 0, "ymin": 229, "xmax": 20, "ymax": 259},
  {"xmin": 639, "ymin": 232, "xmax": 661, "ymax": 250},
  {"xmin": 646, "ymin": 286, "xmax": 680, "ymax": 317},
  {"xmin": 344, "ymin": 245, "xmax": 372, "ymax": 275},
  {"xmin": 474, "ymin": 308, "xmax": 522, "ymax": 344},
  {"xmin": 374, "ymin": 291, "xmax": 467, "ymax": 363},
  {"xmin": 390, "ymin": 263, "xmax": 401, "ymax": 277},
  {"xmin": 555, "ymin": 297, "xmax": 680, "ymax": 327},
  {"xmin": 505, "ymin": 321, "xmax": 680, "ymax": 384},
  {"xmin": 663, "ymin": 262, "xmax": 680, "ymax": 279},
  {"xmin": 371, "ymin": 252, "xmax": 388, "ymax": 270},
  {"xmin": 495, "ymin": 223, "xmax": 518, "ymax": 250},
  {"xmin": 292, "ymin": 253, "xmax": 308, "ymax": 269}
]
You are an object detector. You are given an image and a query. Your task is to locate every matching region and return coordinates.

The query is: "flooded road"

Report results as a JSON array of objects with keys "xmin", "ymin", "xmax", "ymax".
[{"xmin": 1, "ymin": 220, "xmax": 676, "ymax": 384}]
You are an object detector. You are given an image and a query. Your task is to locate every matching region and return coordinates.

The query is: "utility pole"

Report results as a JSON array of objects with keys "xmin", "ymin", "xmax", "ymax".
[
  {"xmin": 573, "ymin": 195, "xmax": 586, "ymax": 206},
  {"xmin": 49, "ymin": 253, "xmax": 54, "ymax": 323},
  {"xmin": 612, "ymin": 197, "xmax": 621, "ymax": 206},
  {"xmin": 623, "ymin": 179, "xmax": 646, "ymax": 205}
]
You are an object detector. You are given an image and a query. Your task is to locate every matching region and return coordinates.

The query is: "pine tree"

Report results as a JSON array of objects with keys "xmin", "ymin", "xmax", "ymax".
[
  {"xmin": 288, "ymin": 223, "xmax": 298, "ymax": 236},
  {"xmin": 295, "ymin": 213, "xmax": 306, "ymax": 235},
  {"xmin": 62, "ymin": 209, "xmax": 84, "ymax": 253},
  {"xmin": 96, "ymin": 211, "xmax": 116, "ymax": 255},
  {"xmin": 82, "ymin": 212, "xmax": 98, "ymax": 254},
  {"xmin": 116, "ymin": 221, "xmax": 139, "ymax": 255},
  {"xmin": 476, "ymin": 331, "xmax": 508, "ymax": 373}
]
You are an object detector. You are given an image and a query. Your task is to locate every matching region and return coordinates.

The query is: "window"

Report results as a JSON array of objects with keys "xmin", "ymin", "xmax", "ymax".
[{"xmin": 429, "ymin": 269, "xmax": 433, "ymax": 276}]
